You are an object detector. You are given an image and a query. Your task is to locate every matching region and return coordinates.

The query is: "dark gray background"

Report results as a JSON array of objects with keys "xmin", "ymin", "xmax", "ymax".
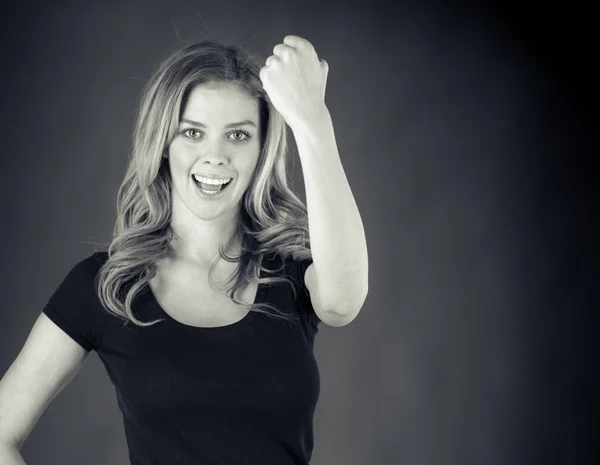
[{"xmin": 0, "ymin": 1, "xmax": 597, "ymax": 464}]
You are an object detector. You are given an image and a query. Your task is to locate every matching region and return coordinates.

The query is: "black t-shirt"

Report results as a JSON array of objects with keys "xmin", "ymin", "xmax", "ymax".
[{"xmin": 42, "ymin": 251, "xmax": 321, "ymax": 465}]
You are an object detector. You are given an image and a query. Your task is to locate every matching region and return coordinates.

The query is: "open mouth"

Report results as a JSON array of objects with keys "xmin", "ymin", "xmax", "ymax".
[{"xmin": 192, "ymin": 176, "xmax": 233, "ymax": 196}]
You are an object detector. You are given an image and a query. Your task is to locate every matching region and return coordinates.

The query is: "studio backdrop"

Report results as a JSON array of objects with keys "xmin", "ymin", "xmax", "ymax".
[{"xmin": 0, "ymin": 1, "xmax": 597, "ymax": 465}]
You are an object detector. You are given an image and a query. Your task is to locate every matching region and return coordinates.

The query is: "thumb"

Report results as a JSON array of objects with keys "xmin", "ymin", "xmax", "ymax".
[{"xmin": 320, "ymin": 59, "xmax": 329, "ymax": 79}]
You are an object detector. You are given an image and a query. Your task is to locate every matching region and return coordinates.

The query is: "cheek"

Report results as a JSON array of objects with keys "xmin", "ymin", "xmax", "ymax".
[
  {"xmin": 239, "ymin": 162, "xmax": 260, "ymax": 184},
  {"xmin": 234, "ymin": 147, "xmax": 260, "ymax": 173},
  {"xmin": 168, "ymin": 142, "xmax": 195, "ymax": 168}
]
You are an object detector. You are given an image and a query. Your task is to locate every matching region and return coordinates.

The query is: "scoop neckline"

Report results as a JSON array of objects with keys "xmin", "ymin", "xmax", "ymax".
[{"xmin": 146, "ymin": 254, "xmax": 271, "ymax": 331}]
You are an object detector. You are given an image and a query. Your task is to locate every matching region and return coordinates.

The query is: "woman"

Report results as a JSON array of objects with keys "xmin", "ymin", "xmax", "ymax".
[{"xmin": 0, "ymin": 35, "xmax": 368, "ymax": 464}]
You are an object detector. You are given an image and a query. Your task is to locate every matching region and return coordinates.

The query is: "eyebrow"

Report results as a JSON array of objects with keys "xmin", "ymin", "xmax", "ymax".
[{"xmin": 180, "ymin": 118, "xmax": 257, "ymax": 128}]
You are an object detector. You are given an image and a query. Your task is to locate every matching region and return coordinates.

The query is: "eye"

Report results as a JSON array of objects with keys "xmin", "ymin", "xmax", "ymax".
[
  {"xmin": 228, "ymin": 130, "xmax": 252, "ymax": 142},
  {"xmin": 182, "ymin": 128, "xmax": 202, "ymax": 139}
]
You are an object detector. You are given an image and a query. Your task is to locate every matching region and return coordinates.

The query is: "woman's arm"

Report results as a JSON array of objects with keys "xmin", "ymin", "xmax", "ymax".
[
  {"xmin": 0, "ymin": 312, "xmax": 90, "ymax": 452},
  {"xmin": 0, "ymin": 444, "xmax": 27, "ymax": 465},
  {"xmin": 260, "ymin": 35, "xmax": 369, "ymax": 318},
  {"xmin": 293, "ymin": 107, "xmax": 369, "ymax": 317}
]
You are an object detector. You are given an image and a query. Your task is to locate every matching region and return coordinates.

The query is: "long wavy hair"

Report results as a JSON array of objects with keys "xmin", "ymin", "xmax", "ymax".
[{"xmin": 94, "ymin": 40, "xmax": 312, "ymax": 327}]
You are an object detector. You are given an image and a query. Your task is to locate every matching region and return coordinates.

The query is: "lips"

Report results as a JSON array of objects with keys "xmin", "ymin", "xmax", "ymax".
[
  {"xmin": 192, "ymin": 175, "xmax": 234, "ymax": 197},
  {"xmin": 194, "ymin": 173, "xmax": 233, "ymax": 180}
]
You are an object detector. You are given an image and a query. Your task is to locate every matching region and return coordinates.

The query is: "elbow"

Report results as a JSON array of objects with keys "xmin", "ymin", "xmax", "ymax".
[{"xmin": 323, "ymin": 286, "xmax": 368, "ymax": 318}]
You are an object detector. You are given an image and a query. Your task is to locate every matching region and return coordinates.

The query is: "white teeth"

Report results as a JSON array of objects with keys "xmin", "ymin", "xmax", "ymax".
[{"xmin": 193, "ymin": 174, "xmax": 232, "ymax": 185}]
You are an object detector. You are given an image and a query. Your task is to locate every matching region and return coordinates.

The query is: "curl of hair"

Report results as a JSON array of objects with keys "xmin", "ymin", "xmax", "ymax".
[{"xmin": 94, "ymin": 40, "xmax": 312, "ymax": 328}]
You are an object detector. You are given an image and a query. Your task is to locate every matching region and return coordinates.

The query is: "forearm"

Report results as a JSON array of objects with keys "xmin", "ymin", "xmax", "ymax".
[
  {"xmin": 292, "ymin": 106, "xmax": 369, "ymax": 315},
  {"xmin": 0, "ymin": 443, "xmax": 27, "ymax": 465}
]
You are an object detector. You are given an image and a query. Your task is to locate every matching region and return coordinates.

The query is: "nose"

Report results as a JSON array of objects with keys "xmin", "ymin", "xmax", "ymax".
[{"xmin": 200, "ymin": 140, "xmax": 230, "ymax": 167}]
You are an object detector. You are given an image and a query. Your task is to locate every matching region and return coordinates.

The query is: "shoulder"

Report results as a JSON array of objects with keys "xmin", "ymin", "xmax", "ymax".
[
  {"xmin": 41, "ymin": 250, "xmax": 109, "ymax": 352},
  {"xmin": 45, "ymin": 251, "xmax": 110, "ymax": 309},
  {"xmin": 66, "ymin": 250, "xmax": 109, "ymax": 282},
  {"xmin": 50, "ymin": 251, "xmax": 108, "ymax": 296},
  {"xmin": 274, "ymin": 254, "xmax": 311, "ymax": 287},
  {"xmin": 278, "ymin": 254, "xmax": 316, "ymax": 312},
  {"xmin": 90, "ymin": 250, "xmax": 109, "ymax": 267}
]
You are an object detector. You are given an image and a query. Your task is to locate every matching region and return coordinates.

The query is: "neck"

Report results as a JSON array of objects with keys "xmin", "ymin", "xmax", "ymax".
[{"xmin": 168, "ymin": 216, "xmax": 242, "ymax": 268}]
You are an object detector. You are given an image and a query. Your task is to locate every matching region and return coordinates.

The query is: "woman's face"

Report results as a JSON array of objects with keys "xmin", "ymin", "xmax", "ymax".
[{"xmin": 166, "ymin": 82, "xmax": 261, "ymax": 222}]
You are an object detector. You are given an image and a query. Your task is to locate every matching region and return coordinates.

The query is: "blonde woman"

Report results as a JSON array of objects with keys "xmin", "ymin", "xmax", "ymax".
[{"xmin": 0, "ymin": 35, "xmax": 368, "ymax": 464}]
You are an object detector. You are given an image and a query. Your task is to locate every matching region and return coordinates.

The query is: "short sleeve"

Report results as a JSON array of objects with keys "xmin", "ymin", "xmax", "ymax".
[
  {"xmin": 42, "ymin": 252, "xmax": 107, "ymax": 352},
  {"xmin": 293, "ymin": 258, "xmax": 322, "ymax": 338}
]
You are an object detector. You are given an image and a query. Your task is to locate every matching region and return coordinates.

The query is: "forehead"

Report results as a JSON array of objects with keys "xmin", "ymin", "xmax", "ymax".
[{"xmin": 181, "ymin": 82, "xmax": 259, "ymax": 123}]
